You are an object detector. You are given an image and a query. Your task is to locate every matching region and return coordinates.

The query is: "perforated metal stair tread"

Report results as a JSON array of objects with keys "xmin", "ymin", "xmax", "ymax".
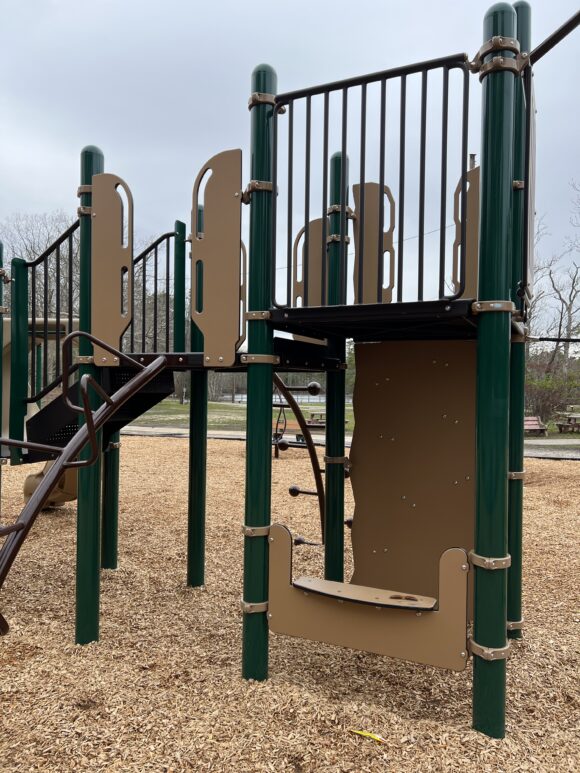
[{"xmin": 292, "ymin": 576, "xmax": 437, "ymax": 609}]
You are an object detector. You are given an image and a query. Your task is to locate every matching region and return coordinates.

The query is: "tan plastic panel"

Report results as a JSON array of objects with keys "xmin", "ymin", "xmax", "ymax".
[
  {"xmin": 191, "ymin": 149, "xmax": 243, "ymax": 367},
  {"xmin": 293, "ymin": 576, "xmax": 436, "ymax": 609},
  {"xmin": 23, "ymin": 461, "xmax": 77, "ymax": 507},
  {"xmin": 91, "ymin": 173, "xmax": 133, "ymax": 365},
  {"xmin": 451, "ymin": 166, "xmax": 480, "ymax": 299},
  {"xmin": 350, "ymin": 341, "xmax": 476, "ymax": 602},
  {"xmin": 292, "ymin": 218, "xmax": 328, "ymax": 307},
  {"xmin": 269, "ymin": 523, "xmax": 469, "ymax": 671},
  {"xmin": 352, "ymin": 183, "xmax": 395, "ymax": 304}
]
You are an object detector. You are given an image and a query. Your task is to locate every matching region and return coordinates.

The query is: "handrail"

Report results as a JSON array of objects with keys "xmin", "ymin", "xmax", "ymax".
[
  {"xmin": 529, "ymin": 10, "xmax": 580, "ymax": 65},
  {"xmin": 133, "ymin": 231, "xmax": 176, "ymax": 266},
  {"xmin": 0, "ymin": 332, "xmax": 167, "ymax": 598},
  {"xmin": 25, "ymin": 221, "xmax": 79, "ymax": 268}
]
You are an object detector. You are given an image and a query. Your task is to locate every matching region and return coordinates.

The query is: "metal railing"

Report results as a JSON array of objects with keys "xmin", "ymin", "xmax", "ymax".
[
  {"xmin": 124, "ymin": 231, "xmax": 178, "ymax": 354},
  {"xmin": 271, "ymin": 53, "xmax": 470, "ymax": 309}
]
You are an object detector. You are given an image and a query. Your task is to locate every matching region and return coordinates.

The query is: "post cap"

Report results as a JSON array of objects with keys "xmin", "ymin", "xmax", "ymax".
[{"xmin": 251, "ymin": 64, "xmax": 277, "ymax": 95}]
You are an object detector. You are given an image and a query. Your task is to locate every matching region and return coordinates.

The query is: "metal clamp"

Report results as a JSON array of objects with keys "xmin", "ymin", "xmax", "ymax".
[
  {"xmin": 248, "ymin": 92, "xmax": 285, "ymax": 112},
  {"xmin": 508, "ymin": 470, "xmax": 526, "ymax": 481},
  {"xmin": 324, "ymin": 455, "xmax": 352, "ymax": 473},
  {"xmin": 507, "ymin": 619, "xmax": 524, "ymax": 632},
  {"xmin": 77, "ymin": 185, "xmax": 92, "ymax": 197},
  {"xmin": 478, "ymin": 53, "xmax": 529, "ymax": 81},
  {"xmin": 469, "ymin": 551, "xmax": 511, "ymax": 570},
  {"xmin": 0, "ymin": 268, "xmax": 11, "ymax": 284},
  {"xmin": 472, "ymin": 300, "xmax": 516, "ymax": 314},
  {"xmin": 74, "ymin": 355, "xmax": 94, "ymax": 365},
  {"xmin": 77, "ymin": 206, "xmax": 92, "ymax": 217},
  {"xmin": 242, "ymin": 525, "xmax": 270, "ymax": 538},
  {"xmin": 107, "ymin": 441, "xmax": 121, "ymax": 450},
  {"xmin": 326, "ymin": 204, "xmax": 356, "ymax": 219},
  {"xmin": 469, "ymin": 639, "xmax": 511, "ymax": 661},
  {"xmin": 241, "ymin": 600, "xmax": 268, "ymax": 614},
  {"xmin": 513, "ymin": 180, "xmax": 525, "ymax": 190},
  {"xmin": 0, "ymin": 306, "xmax": 8, "ymax": 314},
  {"xmin": 327, "ymin": 234, "xmax": 351, "ymax": 245},
  {"xmin": 245, "ymin": 310, "xmax": 271, "ymax": 321},
  {"xmin": 470, "ymin": 35, "xmax": 521, "ymax": 71},
  {"xmin": 240, "ymin": 354, "xmax": 280, "ymax": 365},
  {"xmin": 241, "ymin": 180, "xmax": 274, "ymax": 204}
]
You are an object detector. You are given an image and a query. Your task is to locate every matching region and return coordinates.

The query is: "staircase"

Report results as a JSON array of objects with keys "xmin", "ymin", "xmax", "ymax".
[{"xmin": 24, "ymin": 367, "xmax": 174, "ymax": 463}]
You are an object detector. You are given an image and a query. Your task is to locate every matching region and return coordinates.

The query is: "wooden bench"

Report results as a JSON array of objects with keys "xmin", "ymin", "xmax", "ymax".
[{"xmin": 524, "ymin": 416, "xmax": 548, "ymax": 437}]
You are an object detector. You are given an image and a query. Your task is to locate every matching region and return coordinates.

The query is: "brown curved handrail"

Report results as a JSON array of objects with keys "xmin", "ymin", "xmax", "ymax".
[
  {"xmin": 273, "ymin": 374, "xmax": 325, "ymax": 541},
  {"xmin": 0, "ymin": 331, "xmax": 167, "ymax": 631}
]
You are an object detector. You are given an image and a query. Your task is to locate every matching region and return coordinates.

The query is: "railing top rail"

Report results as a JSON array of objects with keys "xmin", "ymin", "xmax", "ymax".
[
  {"xmin": 529, "ymin": 10, "xmax": 580, "ymax": 65},
  {"xmin": 133, "ymin": 231, "xmax": 177, "ymax": 266},
  {"xmin": 25, "ymin": 220, "xmax": 79, "ymax": 268},
  {"xmin": 275, "ymin": 53, "xmax": 469, "ymax": 105}
]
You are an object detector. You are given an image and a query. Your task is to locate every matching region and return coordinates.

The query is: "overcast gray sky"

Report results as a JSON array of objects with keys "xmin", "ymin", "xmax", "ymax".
[{"xmin": 2, "ymin": 0, "xmax": 578, "ymax": 269}]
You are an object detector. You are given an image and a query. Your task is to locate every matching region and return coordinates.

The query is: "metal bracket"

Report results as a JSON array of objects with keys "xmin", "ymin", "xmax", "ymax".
[
  {"xmin": 513, "ymin": 180, "xmax": 525, "ymax": 190},
  {"xmin": 0, "ymin": 306, "xmax": 8, "ymax": 314},
  {"xmin": 327, "ymin": 204, "xmax": 356, "ymax": 219},
  {"xmin": 245, "ymin": 310, "xmax": 271, "ymax": 321},
  {"xmin": 240, "ymin": 353, "xmax": 280, "ymax": 365},
  {"xmin": 469, "ymin": 36, "xmax": 530, "ymax": 81},
  {"xmin": 327, "ymin": 234, "xmax": 351, "ymax": 245},
  {"xmin": 241, "ymin": 180, "xmax": 274, "ymax": 204},
  {"xmin": 478, "ymin": 53, "xmax": 529, "ymax": 81},
  {"xmin": 248, "ymin": 92, "xmax": 285, "ymax": 113},
  {"xmin": 0, "ymin": 457, "xmax": 8, "ymax": 466},
  {"xmin": 472, "ymin": 300, "xmax": 516, "ymax": 314},
  {"xmin": 242, "ymin": 525, "xmax": 271, "ymax": 538},
  {"xmin": 74, "ymin": 355, "xmax": 94, "ymax": 365},
  {"xmin": 77, "ymin": 184, "xmax": 93, "ymax": 197},
  {"xmin": 507, "ymin": 619, "xmax": 524, "ymax": 631},
  {"xmin": 241, "ymin": 600, "xmax": 268, "ymax": 614},
  {"xmin": 469, "ymin": 639, "xmax": 511, "ymax": 661},
  {"xmin": 508, "ymin": 470, "xmax": 525, "ymax": 481},
  {"xmin": 107, "ymin": 441, "xmax": 121, "ymax": 450},
  {"xmin": 469, "ymin": 551, "xmax": 511, "ymax": 570},
  {"xmin": 324, "ymin": 455, "xmax": 352, "ymax": 473},
  {"xmin": 0, "ymin": 268, "xmax": 11, "ymax": 284},
  {"xmin": 77, "ymin": 206, "xmax": 93, "ymax": 217}
]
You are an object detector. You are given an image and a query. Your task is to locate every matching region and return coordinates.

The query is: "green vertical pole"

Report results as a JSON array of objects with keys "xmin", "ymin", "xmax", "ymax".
[
  {"xmin": 507, "ymin": 0, "xmax": 531, "ymax": 642},
  {"xmin": 76, "ymin": 145, "xmax": 105, "ymax": 645},
  {"xmin": 324, "ymin": 152, "xmax": 347, "ymax": 581},
  {"xmin": 173, "ymin": 220, "xmax": 186, "ymax": 352},
  {"xmin": 101, "ymin": 432, "xmax": 120, "ymax": 569},
  {"xmin": 187, "ymin": 205, "xmax": 207, "ymax": 587},
  {"xmin": 0, "ymin": 244, "xmax": 3, "ymax": 498},
  {"xmin": 473, "ymin": 4, "xmax": 517, "ymax": 739},
  {"xmin": 242, "ymin": 63, "xmax": 276, "ymax": 681},
  {"xmin": 9, "ymin": 259, "xmax": 28, "ymax": 464}
]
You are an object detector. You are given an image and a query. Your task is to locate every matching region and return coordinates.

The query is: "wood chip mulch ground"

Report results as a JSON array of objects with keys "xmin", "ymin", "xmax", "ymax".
[{"xmin": 0, "ymin": 438, "xmax": 578, "ymax": 772}]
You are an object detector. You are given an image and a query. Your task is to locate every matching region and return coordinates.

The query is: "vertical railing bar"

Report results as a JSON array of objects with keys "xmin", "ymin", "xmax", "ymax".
[
  {"xmin": 377, "ymin": 79, "xmax": 386, "ymax": 302},
  {"xmin": 43, "ymin": 261, "xmax": 48, "ymax": 389},
  {"xmin": 286, "ymin": 101, "xmax": 294, "ymax": 307},
  {"xmin": 357, "ymin": 83, "xmax": 367, "ymax": 304},
  {"xmin": 271, "ymin": 106, "xmax": 279, "ymax": 306},
  {"xmin": 153, "ymin": 245, "xmax": 158, "ymax": 351},
  {"xmin": 418, "ymin": 71, "xmax": 428, "ymax": 301},
  {"xmin": 165, "ymin": 237, "xmax": 170, "ymax": 351},
  {"xmin": 303, "ymin": 96, "xmax": 312, "ymax": 307},
  {"xmin": 339, "ymin": 87, "xmax": 348, "ymax": 304},
  {"xmin": 397, "ymin": 75, "xmax": 407, "ymax": 303},
  {"xmin": 68, "ymin": 234, "xmax": 74, "ymax": 336},
  {"xmin": 438, "ymin": 66, "xmax": 449, "ymax": 299},
  {"xmin": 321, "ymin": 92, "xmax": 329, "ymax": 306},
  {"xmin": 522, "ymin": 66, "xmax": 532, "ymax": 310},
  {"xmin": 31, "ymin": 265, "xmax": 36, "ymax": 398},
  {"xmin": 458, "ymin": 65, "xmax": 469, "ymax": 299},
  {"xmin": 55, "ymin": 244, "xmax": 61, "ymax": 378}
]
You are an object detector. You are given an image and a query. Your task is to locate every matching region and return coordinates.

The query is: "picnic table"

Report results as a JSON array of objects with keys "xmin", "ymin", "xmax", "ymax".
[{"xmin": 555, "ymin": 413, "xmax": 580, "ymax": 434}]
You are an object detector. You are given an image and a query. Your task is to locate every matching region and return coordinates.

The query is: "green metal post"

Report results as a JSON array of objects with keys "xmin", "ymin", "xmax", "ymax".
[
  {"xmin": 187, "ymin": 206, "xmax": 207, "ymax": 587},
  {"xmin": 9, "ymin": 259, "xmax": 28, "ymax": 464},
  {"xmin": 473, "ymin": 4, "xmax": 517, "ymax": 738},
  {"xmin": 507, "ymin": 0, "xmax": 531, "ymax": 642},
  {"xmin": 242, "ymin": 64, "xmax": 276, "ymax": 681},
  {"xmin": 76, "ymin": 145, "xmax": 105, "ymax": 645},
  {"xmin": 173, "ymin": 220, "xmax": 187, "ymax": 352},
  {"xmin": 187, "ymin": 205, "xmax": 207, "ymax": 588},
  {"xmin": 0, "ymin": 244, "xmax": 3, "ymax": 499},
  {"xmin": 101, "ymin": 432, "xmax": 120, "ymax": 570},
  {"xmin": 324, "ymin": 152, "xmax": 347, "ymax": 581}
]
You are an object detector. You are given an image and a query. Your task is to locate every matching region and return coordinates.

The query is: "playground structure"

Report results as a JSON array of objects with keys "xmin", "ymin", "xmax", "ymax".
[{"xmin": 0, "ymin": 1, "xmax": 578, "ymax": 741}]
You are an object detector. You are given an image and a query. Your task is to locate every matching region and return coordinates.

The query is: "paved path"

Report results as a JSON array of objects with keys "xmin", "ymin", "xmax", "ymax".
[{"xmin": 122, "ymin": 425, "xmax": 580, "ymax": 459}]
